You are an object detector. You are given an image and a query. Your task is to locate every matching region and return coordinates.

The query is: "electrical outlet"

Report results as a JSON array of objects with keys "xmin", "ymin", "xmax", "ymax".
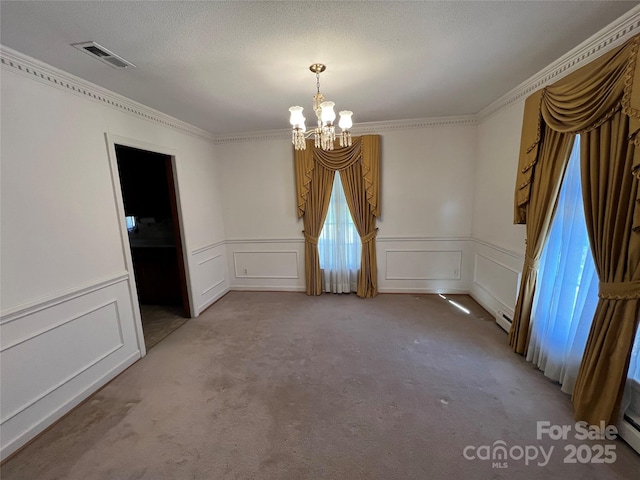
[{"xmin": 244, "ymin": 268, "xmax": 248, "ymax": 275}]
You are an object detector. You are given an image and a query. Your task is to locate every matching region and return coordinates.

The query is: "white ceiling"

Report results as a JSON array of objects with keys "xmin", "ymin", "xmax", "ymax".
[{"xmin": 1, "ymin": 1, "xmax": 638, "ymax": 135}]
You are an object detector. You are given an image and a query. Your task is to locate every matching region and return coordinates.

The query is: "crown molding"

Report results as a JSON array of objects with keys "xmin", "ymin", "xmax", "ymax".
[
  {"xmin": 4, "ymin": 5, "xmax": 638, "ymax": 146},
  {"xmin": 213, "ymin": 115, "xmax": 478, "ymax": 145},
  {"xmin": 352, "ymin": 115, "xmax": 478, "ymax": 132},
  {"xmin": 478, "ymin": 5, "xmax": 640, "ymax": 121},
  {"xmin": 0, "ymin": 45, "xmax": 215, "ymax": 143}
]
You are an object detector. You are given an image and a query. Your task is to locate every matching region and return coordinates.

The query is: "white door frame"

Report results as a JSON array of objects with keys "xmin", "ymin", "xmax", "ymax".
[{"xmin": 104, "ymin": 133, "xmax": 196, "ymax": 356}]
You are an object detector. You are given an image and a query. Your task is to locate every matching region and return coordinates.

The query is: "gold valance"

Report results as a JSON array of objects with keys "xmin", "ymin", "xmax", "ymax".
[
  {"xmin": 515, "ymin": 33, "xmax": 640, "ymax": 224},
  {"xmin": 294, "ymin": 135, "xmax": 381, "ymax": 218}
]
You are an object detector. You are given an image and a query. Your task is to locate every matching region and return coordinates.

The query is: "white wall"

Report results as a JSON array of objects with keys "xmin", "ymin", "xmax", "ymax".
[
  {"xmin": 217, "ymin": 124, "xmax": 477, "ymax": 293},
  {"xmin": 472, "ymin": 101, "xmax": 526, "ymax": 253},
  {"xmin": 465, "ymin": 5, "xmax": 640, "ymax": 328},
  {"xmin": 3, "ymin": 7, "xmax": 637, "ymax": 460},
  {"xmin": 469, "ymin": 101, "xmax": 527, "ymax": 328},
  {"xmin": 0, "ymin": 53, "xmax": 228, "ymax": 459}
]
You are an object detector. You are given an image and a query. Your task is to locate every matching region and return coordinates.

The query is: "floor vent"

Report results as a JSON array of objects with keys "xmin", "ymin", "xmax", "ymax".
[{"xmin": 71, "ymin": 41, "xmax": 135, "ymax": 69}]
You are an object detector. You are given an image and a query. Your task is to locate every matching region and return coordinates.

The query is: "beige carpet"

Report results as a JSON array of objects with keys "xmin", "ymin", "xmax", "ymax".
[
  {"xmin": 139, "ymin": 304, "xmax": 187, "ymax": 351},
  {"xmin": 2, "ymin": 292, "xmax": 638, "ymax": 479}
]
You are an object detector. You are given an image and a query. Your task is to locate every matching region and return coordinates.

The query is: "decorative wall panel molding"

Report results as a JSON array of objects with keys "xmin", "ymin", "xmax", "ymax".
[
  {"xmin": 191, "ymin": 244, "xmax": 228, "ymax": 315},
  {"xmin": 377, "ymin": 236, "xmax": 472, "ymax": 243},
  {"xmin": 225, "ymin": 238, "xmax": 305, "ymax": 245},
  {"xmin": 473, "ymin": 252, "xmax": 520, "ymax": 311},
  {"xmin": 233, "ymin": 251, "xmax": 299, "ymax": 279},
  {"xmin": 1, "ymin": 301, "xmax": 124, "ymax": 423},
  {"xmin": 471, "ymin": 239, "xmax": 524, "ymax": 261},
  {"xmin": 191, "ymin": 240, "xmax": 226, "ymax": 256},
  {"xmin": 198, "ymin": 252, "xmax": 223, "ymax": 266},
  {"xmin": 385, "ymin": 250, "xmax": 463, "ymax": 281},
  {"xmin": 0, "ymin": 279, "xmax": 140, "ymax": 460},
  {"xmin": 0, "ymin": 271, "xmax": 129, "ymax": 324},
  {"xmin": 197, "ymin": 253, "xmax": 226, "ymax": 298}
]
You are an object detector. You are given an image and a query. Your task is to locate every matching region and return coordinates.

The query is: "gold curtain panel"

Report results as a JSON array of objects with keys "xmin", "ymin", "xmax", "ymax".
[
  {"xmin": 295, "ymin": 136, "xmax": 381, "ymax": 219},
  {"xmin": 293, "ymin": 135, "xmax": 381, "ymax": 298},
  {"xmin": 511, "ymin": 33, "xmax": 640, "ymax": 426},
  {"xmin": 515, "ymin": 34, "xmax": 640, "ymax": 225}
]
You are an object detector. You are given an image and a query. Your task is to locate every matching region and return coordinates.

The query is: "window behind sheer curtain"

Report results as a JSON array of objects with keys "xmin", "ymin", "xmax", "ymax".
[
  {"xmin": 624, "ymin": 322, "xmax": 640, "ymax": 428},
  {"xmin": 528, "ymin": 138, "xmax": 599, "ymax": 394},
  {"xmin": 318, "ymin": 173, "xmax": 360, "ymax": 293},
  {"xmin": 529, "ymin": 139, "xmax": 640, "ymax": 435}
]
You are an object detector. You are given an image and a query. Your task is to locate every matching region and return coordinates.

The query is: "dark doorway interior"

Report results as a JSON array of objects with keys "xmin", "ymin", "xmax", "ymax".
[{"xmin": 115, "ymin": 145, "xmax": 190, "ymax": 350}]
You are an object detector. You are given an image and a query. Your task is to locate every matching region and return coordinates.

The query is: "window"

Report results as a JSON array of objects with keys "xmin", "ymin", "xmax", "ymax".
[
  {"xmin": 125, "ymin": 216, "xmax": 137, "ymax": 232},
  {"xmin": 318, "ymin": 173, "xmax": 360, "ymax": 293},
  {"xmin": 528, "ymin": 138, "xmax": 599, "ymax": 394},
  {"xmin": 623, "ymin": 325, "xmax": 640, "ymax": 432},
  {"xmin": 529, "ymin": 139, "xmax": 640, "ymax": 450}
]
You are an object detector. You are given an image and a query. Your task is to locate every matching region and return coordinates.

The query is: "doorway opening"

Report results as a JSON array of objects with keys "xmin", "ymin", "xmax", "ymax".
[{"xmin": 114, "ymin": 144, "xmax": 191, "ymax": 350}]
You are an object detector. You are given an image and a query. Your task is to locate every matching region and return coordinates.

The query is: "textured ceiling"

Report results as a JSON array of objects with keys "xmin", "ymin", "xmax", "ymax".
[{"xmin": 1, "ymin": 1, "xmax": 638, "ymax": 135}]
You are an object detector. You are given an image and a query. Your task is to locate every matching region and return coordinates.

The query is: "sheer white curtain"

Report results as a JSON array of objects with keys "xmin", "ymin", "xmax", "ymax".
[
  {"xmin": 622, "ymin": 326, "xmax": 640, "ymax": 423},
  {"xmin": 527, "ymin": 138, "xmax": 600, "ymax": 394},
  {"xmin": 318, "ymin": 172, "xmax": 360, "ymax": 293},
  {"xmin": 629, "ymin": 331, "xmax": 640, "ymax": 385}
]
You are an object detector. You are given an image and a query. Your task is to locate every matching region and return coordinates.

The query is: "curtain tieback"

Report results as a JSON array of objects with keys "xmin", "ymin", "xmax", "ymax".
[
  {"xmin": 361, "ymin": 228, "xmax": 378, "ymax": 244},
  {"xmin": 303, "ymin": 231, "xmax": 319, "ymax": 245},
  {"xmin": 598, "ymin": 280, "xmax": 640, "ymax": 299},
  {"xmin": 524, "ymin": 255, "xmax": 539, "ymax": 270}
]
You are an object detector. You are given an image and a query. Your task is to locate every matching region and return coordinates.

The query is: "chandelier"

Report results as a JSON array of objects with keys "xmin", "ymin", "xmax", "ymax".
[{"xmin": 288, "ymin": 63, "xmax": 353, "ymax": 151}]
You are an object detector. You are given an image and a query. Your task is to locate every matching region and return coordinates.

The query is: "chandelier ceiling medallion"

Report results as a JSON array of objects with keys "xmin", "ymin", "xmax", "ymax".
[{"xmin": 288, "ymin": 63, "xmax": 353, "ymax": 151}]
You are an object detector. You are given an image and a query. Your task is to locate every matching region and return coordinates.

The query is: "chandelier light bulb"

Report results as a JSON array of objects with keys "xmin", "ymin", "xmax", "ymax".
[
  {"xmin": 338, "ymin": 111, "xmax": 353, "ymax": 130},
  {"xmin": 320, "ymin": 101, "xmax": 336, "ymax": 124},
  {"xmin": 289, "ymin": 106, "xmax": 305, "ymax": 127}
]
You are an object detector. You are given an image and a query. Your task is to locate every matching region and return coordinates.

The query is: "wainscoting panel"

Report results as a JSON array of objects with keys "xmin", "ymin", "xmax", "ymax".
[
  {"xmin": 191, "ymin": 241, "xmax": 229, "ymax": 315},
  {"xmin": 226, "ymin": 239, "xmax": 306, "ymax": 291},
  {"xmin": 0, "ymin": 274, "xmax": 141, "ymax": 460},
  {"xmin": 469, "ymin": 240, "xmax": 524, "ymax": 332},
  {"xmin": 377, "ymin": 237, "xmax": 473, "ymax": 293},
  {"xmin": 474, "ymin": 253, "xmax": 520, "ymax": 308},
  {"xmin": 385, "ymin": 250, "xmax": 462, "ymax": 280},
  {"xmin": 234, "ymin": 251, "xmax": 299, "ymax": 279}
]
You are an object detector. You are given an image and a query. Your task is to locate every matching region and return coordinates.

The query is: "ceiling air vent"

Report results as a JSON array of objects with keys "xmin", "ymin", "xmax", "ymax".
[{"xmin": 71, "ymin": 41, "xmax": 135, "ymax": 69}]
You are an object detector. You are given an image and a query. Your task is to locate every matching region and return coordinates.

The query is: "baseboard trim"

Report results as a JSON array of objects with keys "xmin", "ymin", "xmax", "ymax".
[
  {"xmin": 495, "ymin": 315, "xmax": 512, "ymax": 334},
  {"xmin": 619, "ymin": 416, "xmax": 640, "ymax": 454},
  {"xmin": 0, "ymin": 349, "xmax": 140, "ymax": 461},
  {"xmin": 377, "ymin": 287, "xmax": 469, "ymax": 294},
  {"xmin": 229, "ymin": 285, "xmax": 306, "ymax": 292},
  {"xmin": 196, "ymin": 286, "xmax": 230, "ymax": 315},
  {"xmin": 469, "ymin": 289, "xmax": 512, "ymax": 333}
]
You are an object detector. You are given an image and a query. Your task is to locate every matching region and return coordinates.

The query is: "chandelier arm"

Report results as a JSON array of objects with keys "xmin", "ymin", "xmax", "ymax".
[{"xmin": 302, "ymin": 129, "xmax": 320, "ymax": 139}]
